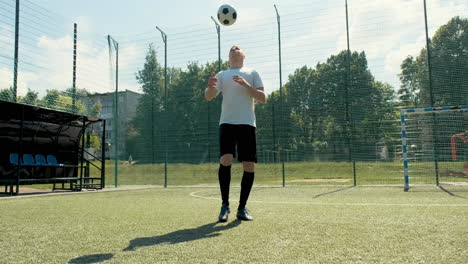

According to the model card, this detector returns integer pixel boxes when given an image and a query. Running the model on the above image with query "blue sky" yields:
[1,0,467,97]
[38,0,305,35]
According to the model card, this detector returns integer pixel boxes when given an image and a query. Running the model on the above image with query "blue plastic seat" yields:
[9,153,20,165]
[22,154,36,166]
[47,155,63,166]
[35,154,48,166]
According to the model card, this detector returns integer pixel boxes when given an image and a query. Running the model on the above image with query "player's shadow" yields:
[123,220,241,252]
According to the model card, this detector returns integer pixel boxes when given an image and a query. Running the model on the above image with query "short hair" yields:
[229,45,245,57]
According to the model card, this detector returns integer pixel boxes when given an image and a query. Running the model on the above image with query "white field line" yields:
[189,190,468,207]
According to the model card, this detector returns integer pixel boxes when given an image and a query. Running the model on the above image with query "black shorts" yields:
[219,123,257,163]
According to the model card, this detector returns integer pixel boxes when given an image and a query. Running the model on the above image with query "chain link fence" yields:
[1,0,467,187]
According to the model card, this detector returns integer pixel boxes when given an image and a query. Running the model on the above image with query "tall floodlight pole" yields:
[274,5,286,187]
[156,26,168,188]
[107,35,119,187]
[345,0,356,185]
[13,0,20,102]
[423,0,439,185]
[72,23,77,113]
[209,16,221,172]
[211,16,222,72]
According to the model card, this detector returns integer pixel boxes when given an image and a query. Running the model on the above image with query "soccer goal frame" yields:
[400,105,468,192]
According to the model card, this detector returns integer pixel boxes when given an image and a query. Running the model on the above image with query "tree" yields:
[273,50,397,161]
[129,44,229,163]
[38,89,86,114]
[0,87,39,104]
[39,89,60,109]
[398,56,420,108]
[20,89,38,105]
[429,16,468,106]
[0,86,15,102]
[88,102,102,117]
[398,16,468,107]
[396,17,468,161]
[64,87,90,99]
[130,44,165,162]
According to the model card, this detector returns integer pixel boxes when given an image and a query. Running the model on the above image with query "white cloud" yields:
[36,35,74,91]
[2,0,465,99]
[0,24,38,96]
[0,24,14,55]
[74,16,92,36]
[256,0,467,90]
[0,67,39,96]
[14,34,121,96]
[384,38,426,74]
[346,0,465,82]
[1,28,144,97]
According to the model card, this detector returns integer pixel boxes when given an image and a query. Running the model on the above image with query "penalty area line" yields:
[189,190,468,207]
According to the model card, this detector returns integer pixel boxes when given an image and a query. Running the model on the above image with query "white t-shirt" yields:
[215,67,264,127]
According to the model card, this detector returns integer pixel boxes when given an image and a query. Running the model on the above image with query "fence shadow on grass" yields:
[438,185,468,199]
[123,220,242,252]
[312,186,354,198]
[68,253,114,264]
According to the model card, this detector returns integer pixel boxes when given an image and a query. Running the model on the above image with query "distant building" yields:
[84,90,142,159]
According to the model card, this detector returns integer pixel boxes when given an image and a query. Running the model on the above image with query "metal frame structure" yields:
[400,105,468,191]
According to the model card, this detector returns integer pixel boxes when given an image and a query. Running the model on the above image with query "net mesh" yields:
[403,108,468,186]
[0,0,467,187]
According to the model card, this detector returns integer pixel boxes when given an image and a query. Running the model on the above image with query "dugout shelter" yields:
[0,100,106,194]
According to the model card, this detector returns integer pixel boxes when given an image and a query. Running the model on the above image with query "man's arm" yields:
[205,72,219,101]
[232,75,266,104]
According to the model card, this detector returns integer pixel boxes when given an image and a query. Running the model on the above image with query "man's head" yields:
[229,45,245,68]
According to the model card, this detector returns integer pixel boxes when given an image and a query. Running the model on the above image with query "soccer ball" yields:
[217,4,237,26]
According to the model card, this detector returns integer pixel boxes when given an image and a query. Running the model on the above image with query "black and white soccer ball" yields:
[217,4,237,26]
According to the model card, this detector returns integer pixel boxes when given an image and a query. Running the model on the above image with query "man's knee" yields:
[220,154,234,166]
[243,162,255,173]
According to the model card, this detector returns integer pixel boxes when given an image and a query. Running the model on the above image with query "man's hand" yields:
[205,72,219,101]
[233,75,266,104]
[208,72,218,89]
[232,75,249,87]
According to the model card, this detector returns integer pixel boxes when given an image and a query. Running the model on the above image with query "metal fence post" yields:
[156,26,168,188]
[107,35,119,187]
[13,0,20,102]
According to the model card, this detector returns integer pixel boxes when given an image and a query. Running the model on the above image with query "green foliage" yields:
[65,87,90,99]
[130,44,399,163]
[36,89,87,114]
[88,134,101,149]
[130,44,165,162]
[397,17,468,162]
[2,17,461,166]
[20,89,38,105]
[398,56,420,108]
[272,51,397,161]
[130,43,228,163]
[88,101,102,117]
[0,87,94,116]
[398,16,468,107]
[0,87,39,105]
[0,86,15,102]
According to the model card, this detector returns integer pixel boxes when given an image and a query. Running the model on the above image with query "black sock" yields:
[218,164,231,206]
[238,171,255,210]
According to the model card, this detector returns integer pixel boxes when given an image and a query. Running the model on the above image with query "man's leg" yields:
[218,155,233,222]
[219,154,233,206]
[236,125,257,221]
[239,162,254,210]
[218,124,236,222]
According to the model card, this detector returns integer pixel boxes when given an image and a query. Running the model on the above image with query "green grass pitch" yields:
[1,186,467,263]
